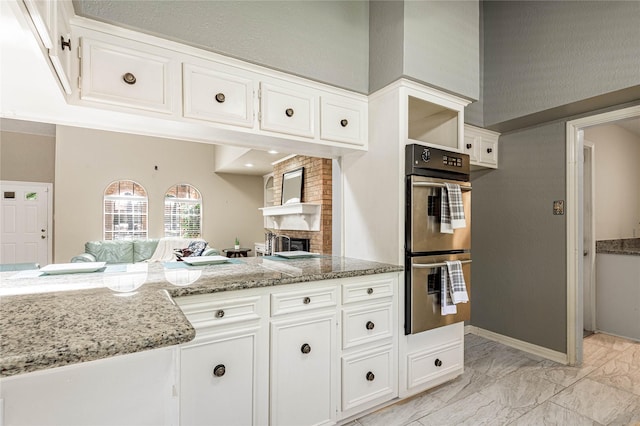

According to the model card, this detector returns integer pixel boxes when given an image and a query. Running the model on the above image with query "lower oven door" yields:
[406,252,471,334]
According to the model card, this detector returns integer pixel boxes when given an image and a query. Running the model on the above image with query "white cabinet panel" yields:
[463,133,479,163]
[320,97,366,146]
[480,138,498,166]
[342,301,393,349]
[23,0,54,48]
[80,36,174,113]
[341,345,394,414]
[464,124,499,169]
[270,285,337,317]
[271,312,336,426]
[183,62,254,127]
[180,328,259,426]
[342,276,395,304]
[406,340,463,390]
[260,82,315,138]
[177,294,262,329]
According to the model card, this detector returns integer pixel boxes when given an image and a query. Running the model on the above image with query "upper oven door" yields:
[407,175,471,254]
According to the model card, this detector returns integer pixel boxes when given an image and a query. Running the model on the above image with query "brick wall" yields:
[271,156,332,254]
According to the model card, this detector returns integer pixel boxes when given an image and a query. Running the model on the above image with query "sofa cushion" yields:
[85,240,134,264]
[133,239,159,263]
[186,240,208,257]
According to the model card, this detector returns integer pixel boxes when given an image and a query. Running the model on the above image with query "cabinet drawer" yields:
[342,302,393,349]
[176,295,262,329]
[80,36,173,114]
[342,276,395,305]
[320,97,366,145]
[260,82,315,138]
[406,340,463,390]
[480,139,498,166]
[183,62,254,127]
[341,345,394,413]
[271,286,337,317]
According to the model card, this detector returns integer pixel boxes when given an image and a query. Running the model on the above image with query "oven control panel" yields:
[405,144,470,179]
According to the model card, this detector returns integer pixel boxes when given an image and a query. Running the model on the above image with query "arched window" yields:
[103,180,148,240]
[164,184,202,238]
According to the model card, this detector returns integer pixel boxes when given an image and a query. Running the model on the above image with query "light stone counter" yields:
[596,238,640,256]
[0,256,402,377]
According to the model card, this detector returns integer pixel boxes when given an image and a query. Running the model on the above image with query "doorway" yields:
[0,180,52,266]
[566,104,640,365]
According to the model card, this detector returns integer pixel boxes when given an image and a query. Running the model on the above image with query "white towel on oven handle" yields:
[440,266,457,315]
[440,183,466,234]
[445,260,469,304]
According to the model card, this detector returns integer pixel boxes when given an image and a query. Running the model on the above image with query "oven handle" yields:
[412,182,472,191]
[413,259,472,269]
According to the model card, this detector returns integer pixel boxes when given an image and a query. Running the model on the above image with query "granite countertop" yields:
[596,238,640,256]
[0,256,402,378]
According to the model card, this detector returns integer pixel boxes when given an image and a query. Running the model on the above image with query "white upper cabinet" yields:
[23,0,74,94]
[464,124,500,169]
[259,82,316,138]
[321,96,367,146]
[79,33,176,114]
[183,61,255,127]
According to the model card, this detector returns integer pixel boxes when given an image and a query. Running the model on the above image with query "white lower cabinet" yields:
[270,311,337,426]
[179,326,262,426]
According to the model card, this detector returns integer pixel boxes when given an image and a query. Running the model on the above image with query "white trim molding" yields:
[466,326,568,365]
[565,104,640,366]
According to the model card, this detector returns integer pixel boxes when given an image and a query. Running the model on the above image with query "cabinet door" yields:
[480,138,498,167]
[180,328,259,426]
[80,36,174,114]
[48,0,73,94]
[463,133,479,163]
[183,62,254,127]
[260,82,315,138]
[271,312,336,426]
[23,0,55,48]
[320,97,366,146]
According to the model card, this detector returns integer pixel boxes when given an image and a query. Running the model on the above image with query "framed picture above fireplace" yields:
[281,167,304,205]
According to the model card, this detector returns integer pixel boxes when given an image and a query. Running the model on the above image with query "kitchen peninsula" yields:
[0,256,402,425]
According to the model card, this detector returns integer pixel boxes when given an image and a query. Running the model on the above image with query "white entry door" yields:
[0,181,52,266]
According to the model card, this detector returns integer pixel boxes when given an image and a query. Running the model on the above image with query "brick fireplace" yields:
[270,156,332,254]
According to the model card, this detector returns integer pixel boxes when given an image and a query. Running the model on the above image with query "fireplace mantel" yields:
[259,203,321,231]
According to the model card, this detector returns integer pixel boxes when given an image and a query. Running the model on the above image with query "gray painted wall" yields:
[73,0,370,93]
[470,121,567,353]
[369,1,404,93]
[402,1,479,100]
[483,1,640,127]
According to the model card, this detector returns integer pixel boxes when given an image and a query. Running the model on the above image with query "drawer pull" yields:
[122,72,137,85]
[466,143,473,149]
[365,321,375,330]
[215,93,226,103]
[60,36,71,51]
[215,310,225,318]
[213,364,226,377]
[285,108,294,117]
[301,343,311,354]
[340,119,349,127]
[303,297,311,305]
[434,358,443,367]
[487,148,493,154]
[366,371,375,381]
[367,288,373,295]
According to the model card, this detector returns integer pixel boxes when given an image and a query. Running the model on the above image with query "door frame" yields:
[582,140,596,333]
[565,104,640,365]
[0,180,53,265]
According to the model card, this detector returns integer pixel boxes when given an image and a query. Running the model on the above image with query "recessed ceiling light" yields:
[244,163,254,167]
[268,150,279,154]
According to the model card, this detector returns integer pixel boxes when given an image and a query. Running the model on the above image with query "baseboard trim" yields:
[465,326,568,365]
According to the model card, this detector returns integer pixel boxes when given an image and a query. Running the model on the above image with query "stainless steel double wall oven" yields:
[405,145,472,334]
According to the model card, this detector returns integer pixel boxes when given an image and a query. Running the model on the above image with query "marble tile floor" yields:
[349,332,640,426]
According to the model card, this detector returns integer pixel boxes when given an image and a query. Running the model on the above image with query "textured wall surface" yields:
[403,0,479,100]
[0,131,55,183]
[73,0,370,93]
[483,1,640,127]
[470,121,567,352]
[368,0,405,93]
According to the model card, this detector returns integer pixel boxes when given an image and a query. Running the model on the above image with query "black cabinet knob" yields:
[216,310,225,318]
[215,93,226,103]
[213,364,226,377]
[303,297,311,305]
[340,119,349,127]
[366,321,375,330]
[122,72,136,85]
[487,148,493,154]
[434,358,443,367]
[285,108,294,117]
[367,288,373,295]
[301,343,311,354]
[466,143,473,149]
[60,36,71,51]
[366,371,375,381]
